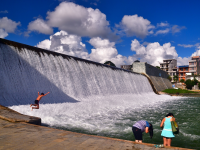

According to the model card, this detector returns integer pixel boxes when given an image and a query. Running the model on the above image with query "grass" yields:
[162,88,198,94]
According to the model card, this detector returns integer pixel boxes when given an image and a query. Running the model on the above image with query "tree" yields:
[180,79,185,83]
[104,61,116,67]
[173,75,178,83]
[156,66,160,69]
[192,78,198,86]
[167,75,172,81]
[185,79,193,90]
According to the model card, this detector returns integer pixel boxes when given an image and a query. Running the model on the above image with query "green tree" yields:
[180,79,185,83]
[104,61,116,67]
[192,78,198,86]
[167,75,172,81]
[156,66,160,69]
[185,79,193,90]
[173,75,178,83]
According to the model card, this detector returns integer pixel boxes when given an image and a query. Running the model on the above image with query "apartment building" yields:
[189,56,200,75]
[178,65,189,81]
[160,59,178,82]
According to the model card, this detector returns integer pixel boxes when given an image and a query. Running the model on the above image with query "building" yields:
[159,59,178,82]
[121,60,139,71]
[121,65,132,71]
[189,56,200,75]
[160,59,177,72]
[178,65,189,81]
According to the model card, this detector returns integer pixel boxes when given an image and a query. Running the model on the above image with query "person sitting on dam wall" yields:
[30,92,50,110]
[132,120,153,143]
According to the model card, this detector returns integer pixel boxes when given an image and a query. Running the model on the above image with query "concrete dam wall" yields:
[0,38,155,107]
[132,62,172,91]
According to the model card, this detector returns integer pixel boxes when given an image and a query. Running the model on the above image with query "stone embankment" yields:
[0,105,194,150]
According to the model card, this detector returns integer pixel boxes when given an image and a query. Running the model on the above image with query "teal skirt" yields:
[161,129,175,138]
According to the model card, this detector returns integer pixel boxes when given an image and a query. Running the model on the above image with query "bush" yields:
[180,79,185,83]
[167,75,172,81]
[104,61,116,67]
[185,79,193,90]
[192,78,198,85]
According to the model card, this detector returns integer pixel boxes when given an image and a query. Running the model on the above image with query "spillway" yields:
[0,38,155,106]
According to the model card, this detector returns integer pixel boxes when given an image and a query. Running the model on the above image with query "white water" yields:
[0,43,184,137]
[10,94,183,137]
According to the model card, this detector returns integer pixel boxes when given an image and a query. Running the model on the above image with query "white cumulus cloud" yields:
[191,49,200,57]
[89,37,128,66]
[45,2,116,39]
[28,18,53,35]
[177,57,191,66]
[131,39,178,66]
[119,15,155,38]
[36,30,89,59]
[0,17,20,33]
[0,29,8,38]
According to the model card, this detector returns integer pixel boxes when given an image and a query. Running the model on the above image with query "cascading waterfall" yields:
[3,39,199,149]
[0,42,154,106]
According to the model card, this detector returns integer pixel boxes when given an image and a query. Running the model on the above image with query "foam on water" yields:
[10,94,183,136]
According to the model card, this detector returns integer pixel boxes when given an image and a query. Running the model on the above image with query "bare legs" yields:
[135,140,142,143]
[30,104,39,111]
[163,137,172,146]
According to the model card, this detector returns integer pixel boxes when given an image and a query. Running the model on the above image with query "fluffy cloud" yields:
[37,33,128,67]
[36,30,191,68]
[28,18,53,35]
[191,49,200,57]
[89,37,128,66]
[131,39,178,66]
[36,39,51,50]
[37,30,89,59]
[45,2,115,39]
[177,57,191,66]
[0,17,20,33]
[0,29,8,38]
[119,15,155,38]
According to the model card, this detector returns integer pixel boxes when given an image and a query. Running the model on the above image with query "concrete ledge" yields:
[0,105,41,125]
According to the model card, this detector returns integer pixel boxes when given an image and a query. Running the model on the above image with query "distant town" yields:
[120,56,200,89]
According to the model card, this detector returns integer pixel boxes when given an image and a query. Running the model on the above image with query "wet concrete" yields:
[0,105,194,150]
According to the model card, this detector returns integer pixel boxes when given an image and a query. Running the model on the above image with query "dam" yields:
[0,38,199,149]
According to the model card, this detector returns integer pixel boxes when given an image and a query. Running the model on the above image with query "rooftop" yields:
[179,65,189,68]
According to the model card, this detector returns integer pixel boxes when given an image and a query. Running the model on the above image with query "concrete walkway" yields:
[0,105,194,150]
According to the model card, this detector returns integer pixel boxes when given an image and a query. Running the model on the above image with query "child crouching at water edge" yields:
[132,120,153,143]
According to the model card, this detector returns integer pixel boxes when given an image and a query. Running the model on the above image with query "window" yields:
[181,73,183,76]
[185,68,188,71]
[190,62,194,65]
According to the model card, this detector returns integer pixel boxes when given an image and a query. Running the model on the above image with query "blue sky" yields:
[1,0,200,67]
